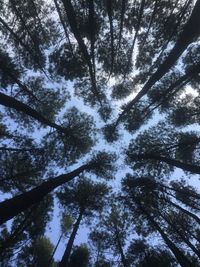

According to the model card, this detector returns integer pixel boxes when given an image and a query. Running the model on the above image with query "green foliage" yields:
[43,107,95,165]
[127,239,176,267]
[16,236,55,267]
[57,177,109,217]
[49,43,88,80]
[1,0,200,266]
[89,151,117,179]
[68,244,90,267]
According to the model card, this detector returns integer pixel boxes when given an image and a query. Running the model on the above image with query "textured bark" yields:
[0,164,89,224]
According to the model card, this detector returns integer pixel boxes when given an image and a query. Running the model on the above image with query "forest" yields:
[0,0,200,266]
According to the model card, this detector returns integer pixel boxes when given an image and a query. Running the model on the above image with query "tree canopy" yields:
[1,0,200,266]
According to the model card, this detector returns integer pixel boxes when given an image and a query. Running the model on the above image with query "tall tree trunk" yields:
[118,0,127,49]
[140,0,158,49]
[0,16,44,71]
[143,62,200,118]
[164,189,200,213]
[0,164,89,224]
[0,205,36,255]
[116,0,200,125]
[53,0,74,55]
[158,211,200,259]
[106,0,114,76]
[132,152,200,174]
[48,233,63,267]
[158,182,200,201]
[114,224,128,267]
[138,204,193,267]
[0,92,68,134]
[59,210,84,267]
[88,0,96,74]
[124,0,145,79]
[159,195,200,225]
[60,0,102,105]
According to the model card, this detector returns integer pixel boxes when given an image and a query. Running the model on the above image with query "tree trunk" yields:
[140,0,158,49]
[53,0,74,55]
[106,0,114,75]
[48,233,63,267]
[138,204,193,267]
[60,0,101,105]
[114,225,128,267]
[0,16,44,71]
[0,164,89,224]
[158,211,200,259]
[118,0,127,49]
[159,182,200,201]
[116,0,200,124]
[125,0,145,77]
[59,210,84,267]
[0,92,67,134]
[160,195,200,225]
[0,205,36,255]
[164,189,200,213]
[133,152,200,174]
[143,62,200,118]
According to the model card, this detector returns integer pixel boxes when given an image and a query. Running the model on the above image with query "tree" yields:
[1,0,200,265]
[58,177,109,266]
[89,201,131,267]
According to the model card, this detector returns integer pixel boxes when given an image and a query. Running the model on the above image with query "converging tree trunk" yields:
[132,152,200,174]
[0,92,68,134]
[116,0,200,125]
[138,204,193,267]
[0,164,89,224]
[113,224,128,267]
[59,209,84,267]
[158,211,200,259]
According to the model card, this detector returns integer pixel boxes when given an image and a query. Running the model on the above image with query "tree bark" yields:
[0,92,68,134]
[116,0,200,124]
[160,195,200,225]
[48,233,63,267]
[118,0,127,49]
[113,224,128,267]
[0,164,89,225]
[106,0,114,75]
[60,0,101,104]
[138,204,193,267]
[53,0,74,55]
[132,152,200,175]
[158,211,200,259]
[59,210,84,267]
